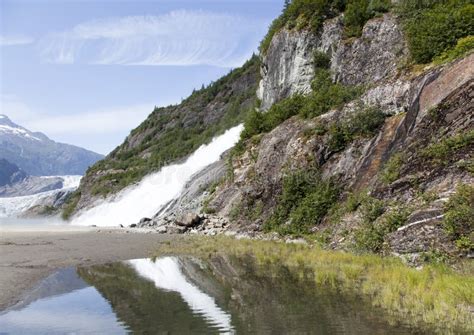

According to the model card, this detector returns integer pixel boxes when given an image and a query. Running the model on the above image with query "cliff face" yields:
[66,5,473,262]
[167,13,472,263]
[258,13,408,111]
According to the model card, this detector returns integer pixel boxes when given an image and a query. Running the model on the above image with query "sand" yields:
[0,226,176,311]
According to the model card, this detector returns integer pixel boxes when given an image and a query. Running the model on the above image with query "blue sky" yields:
[0,0,282,154]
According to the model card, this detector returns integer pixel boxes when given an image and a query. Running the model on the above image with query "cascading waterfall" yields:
[72,124,243,227]
[129,257,234,333]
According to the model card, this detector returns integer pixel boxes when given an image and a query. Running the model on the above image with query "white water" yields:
[129,257,233,333]
[0,176,82,219]
[72,124,243,227]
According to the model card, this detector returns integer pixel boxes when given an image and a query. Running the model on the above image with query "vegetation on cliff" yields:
[260,0,473,65]
[259,0,391,54]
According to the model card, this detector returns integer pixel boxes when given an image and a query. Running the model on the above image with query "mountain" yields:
[0,159,28,187]
[0,158,66,197]
[66,1,473,263]
[0,115,103,176]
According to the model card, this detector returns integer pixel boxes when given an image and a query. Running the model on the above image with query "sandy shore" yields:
[0,226,176,311]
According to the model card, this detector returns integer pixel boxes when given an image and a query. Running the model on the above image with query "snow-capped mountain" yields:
[0,114,103,176]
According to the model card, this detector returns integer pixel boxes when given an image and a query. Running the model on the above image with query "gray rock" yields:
[176,213,202,227]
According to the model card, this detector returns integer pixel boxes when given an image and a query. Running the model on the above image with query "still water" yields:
[0,256,426,334]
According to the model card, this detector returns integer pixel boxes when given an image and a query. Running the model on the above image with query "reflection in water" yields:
[0,285,127,334]
[129,257,234,333]
[0,256,430,334]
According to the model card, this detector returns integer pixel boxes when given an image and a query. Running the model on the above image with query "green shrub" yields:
[313,50,331,69]
[455,235,474,252]
[327,106,386,152]
[259,0,345,54]
[380,152,404,184]
[443,184,474,239]
[422,130,474,163]
[344,0,391,37]
[400,1,474,63]
[264,167,340,234]
[434,35,474,64]
[355,203,410,253]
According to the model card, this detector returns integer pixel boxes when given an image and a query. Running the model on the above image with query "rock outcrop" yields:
[153,13,473,263]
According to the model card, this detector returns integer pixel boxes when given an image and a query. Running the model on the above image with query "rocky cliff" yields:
[67,2,473,264]
[144,8,473,264]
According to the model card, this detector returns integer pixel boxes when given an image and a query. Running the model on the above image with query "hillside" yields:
[66,0,473,263]
[65,56,260,217]
[0,115,103,176]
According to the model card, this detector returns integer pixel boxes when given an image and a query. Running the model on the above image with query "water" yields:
[0,256,427,334]
[72,125,243,227]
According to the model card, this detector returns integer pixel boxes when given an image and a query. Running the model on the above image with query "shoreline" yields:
[0,227,176,311]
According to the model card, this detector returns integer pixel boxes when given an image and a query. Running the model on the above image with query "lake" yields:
[0,256,427,334]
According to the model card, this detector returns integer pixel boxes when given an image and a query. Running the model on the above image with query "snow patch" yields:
[0,125,42,141]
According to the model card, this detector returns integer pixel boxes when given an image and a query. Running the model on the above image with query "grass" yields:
[155,236,474,333]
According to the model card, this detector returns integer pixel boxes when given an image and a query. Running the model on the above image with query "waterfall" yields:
[72,124,243,227]
[129,257,234,333]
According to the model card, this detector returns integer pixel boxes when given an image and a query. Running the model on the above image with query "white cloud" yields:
[38,10,267,67]
[23,103,159,135]
[0,34,34,46]
[0,94,36,121]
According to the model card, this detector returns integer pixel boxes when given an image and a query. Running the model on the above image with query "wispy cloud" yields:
[0,34,34,46]
[38,10,268,67]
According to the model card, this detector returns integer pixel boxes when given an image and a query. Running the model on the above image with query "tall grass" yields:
[155,236,474,333]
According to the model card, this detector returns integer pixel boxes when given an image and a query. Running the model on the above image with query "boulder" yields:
[175,213,202,227]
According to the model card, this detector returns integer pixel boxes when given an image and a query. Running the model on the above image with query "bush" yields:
[313,50,331,69]
[355,203,410,253]
[264,167,340,234]
[380,152,404,184]
[344,0,391,37]
[434,35,474,64]
[400,1,474,63]
[327,106,386,152]
[443,184,474,239]
[259,0,346,54]
[62,192,81,220]
[422,130,474,163]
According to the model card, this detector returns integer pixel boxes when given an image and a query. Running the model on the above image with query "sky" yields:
[0,0,282,154]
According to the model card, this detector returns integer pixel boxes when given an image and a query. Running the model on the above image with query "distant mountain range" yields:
[0,114,103,176]
[0,158,63,197]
